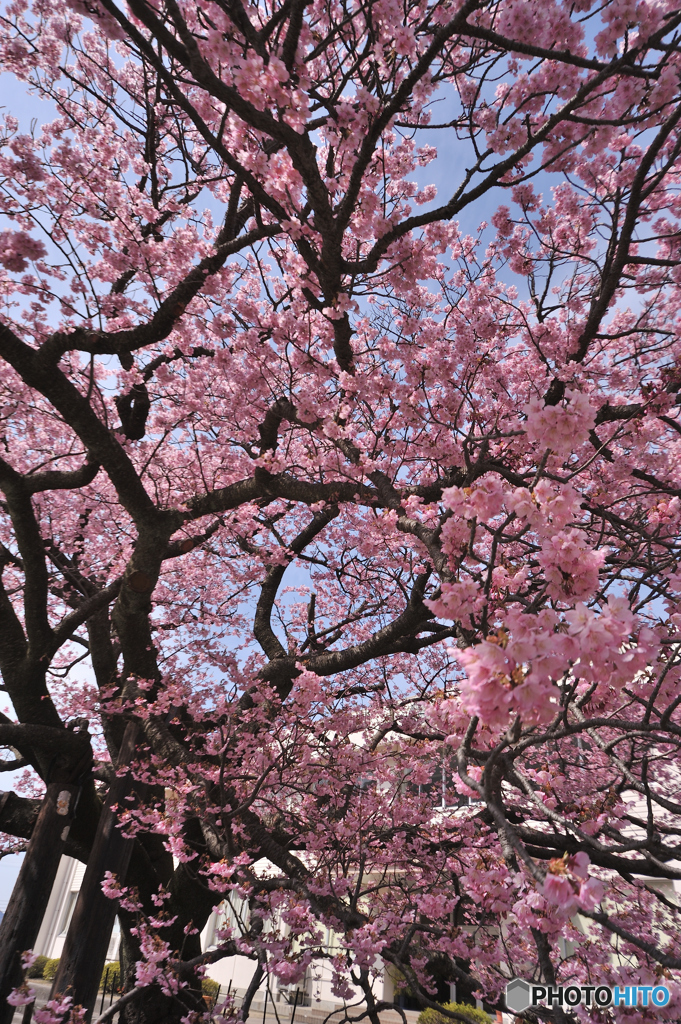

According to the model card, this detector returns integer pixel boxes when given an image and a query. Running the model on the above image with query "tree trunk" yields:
[50,722,142,1021]
[118,920,205,1024]
[0,782,79,1024]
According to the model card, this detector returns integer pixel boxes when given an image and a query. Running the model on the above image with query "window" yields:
[205,896,249,949]
[58,891,78,936]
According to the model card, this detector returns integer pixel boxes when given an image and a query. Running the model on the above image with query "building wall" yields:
[34,858,380,1009]
[34,857,120,962]
[199,902,380,1008]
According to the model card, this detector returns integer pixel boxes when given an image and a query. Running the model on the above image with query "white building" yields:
[35,858,121,965]
[33,857,397,1011]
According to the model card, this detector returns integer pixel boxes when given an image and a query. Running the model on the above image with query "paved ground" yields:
[11,980,52,1023]
[12,985,423,1024]
[10,980,123,1023]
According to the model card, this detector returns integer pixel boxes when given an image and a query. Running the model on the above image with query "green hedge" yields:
[202,978,220,1003]
[38,957,216,998]
[101,962,121,992]
[418,1002,493,1024]
[26,955,49,979]
[42,958,60,981]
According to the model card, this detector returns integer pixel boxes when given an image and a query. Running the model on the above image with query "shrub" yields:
[418,1002,493,1024]
[27,955,49,979]
[42,958,60,981]
[202,978,220,1003]
[100,962,121,993]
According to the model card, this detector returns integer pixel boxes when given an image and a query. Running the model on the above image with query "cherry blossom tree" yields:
[0,0,680,1019]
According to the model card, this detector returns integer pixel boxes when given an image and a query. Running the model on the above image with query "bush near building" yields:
[100,962,121,993]
[418,1003,493,1024]
[202,978,220,1004]
[42,959,60,981]
[26,956,49,980]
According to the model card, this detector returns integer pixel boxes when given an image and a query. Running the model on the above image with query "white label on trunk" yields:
[56,790,71,815]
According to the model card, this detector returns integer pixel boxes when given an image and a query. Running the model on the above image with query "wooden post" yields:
[50,722,142,1021]
[290,990,299,1024]
[99,966,110,1016]
[0,782,79,1024]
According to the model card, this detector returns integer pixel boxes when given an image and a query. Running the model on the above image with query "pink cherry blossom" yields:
[0,0,678,1020]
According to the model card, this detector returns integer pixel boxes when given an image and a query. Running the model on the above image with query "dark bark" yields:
[50,722,144,1021]
[117,917,205,1024]
[0,783,80,1024]
[115,383,151,441]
